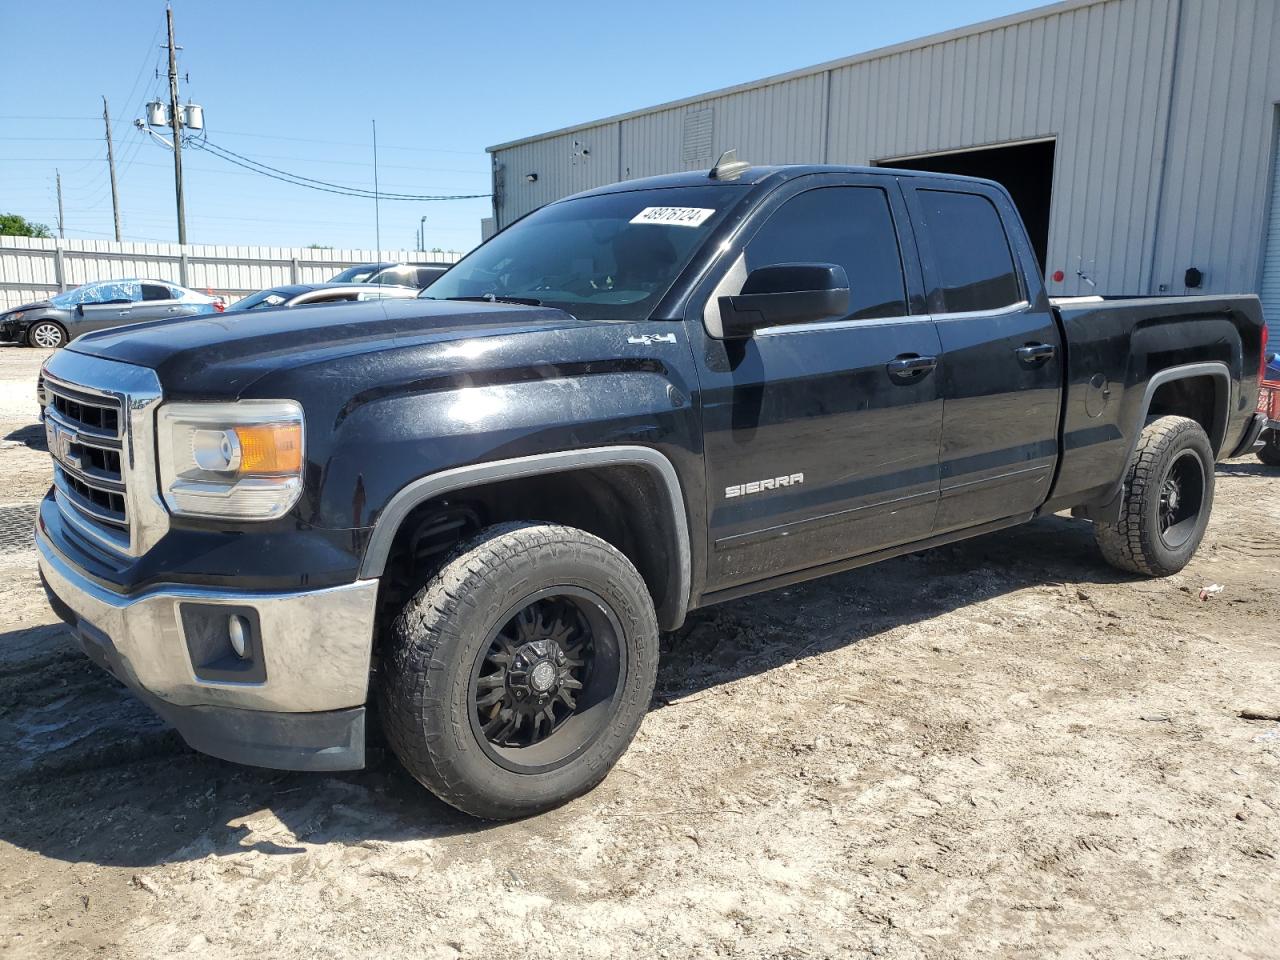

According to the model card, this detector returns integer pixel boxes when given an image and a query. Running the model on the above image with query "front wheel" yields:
[1258,430,1280,466]
[1095,415,1215,576]
[378,522,659,820]
[26,321,66,349]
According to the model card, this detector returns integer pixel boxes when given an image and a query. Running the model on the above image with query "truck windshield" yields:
[423,186,740,321]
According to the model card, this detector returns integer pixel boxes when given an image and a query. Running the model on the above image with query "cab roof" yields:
[562,163,1002,203]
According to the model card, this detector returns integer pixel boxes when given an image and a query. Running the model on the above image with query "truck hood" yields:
[66,298,603,398]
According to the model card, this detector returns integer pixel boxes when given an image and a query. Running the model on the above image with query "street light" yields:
[418,216,428,252]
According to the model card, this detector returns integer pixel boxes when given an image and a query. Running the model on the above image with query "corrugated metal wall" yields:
[1259,106,1280,341]
[1149,0,1280,301]
[0,237,464,310]
[825,0,1179,297]
[490,0,1280,303]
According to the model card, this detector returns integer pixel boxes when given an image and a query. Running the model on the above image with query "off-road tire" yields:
[1257,430,1280,466]
[27,321,66,349]
[1094,415,1214,576]
[377,521,659,820]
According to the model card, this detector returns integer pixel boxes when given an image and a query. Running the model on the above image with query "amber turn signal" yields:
[233,423,303,475]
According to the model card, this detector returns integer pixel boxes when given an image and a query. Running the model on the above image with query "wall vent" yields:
[682,108,714,163]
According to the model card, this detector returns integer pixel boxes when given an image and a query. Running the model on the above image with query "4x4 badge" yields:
[627,333,677,345]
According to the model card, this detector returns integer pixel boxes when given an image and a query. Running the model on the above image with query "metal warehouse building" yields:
[487,0,1280,337]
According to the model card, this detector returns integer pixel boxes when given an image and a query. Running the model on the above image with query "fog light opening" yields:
[228,614,251,659]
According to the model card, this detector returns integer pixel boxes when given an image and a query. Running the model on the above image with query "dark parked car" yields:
[227,283,420,312]
[35,162,1269,820]
[365,263,452,288]
[327,262,452,287]
[0,279,223,348]
[327,262,395,284]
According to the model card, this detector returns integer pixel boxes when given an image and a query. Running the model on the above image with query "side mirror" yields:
[75,304,85,316]
[718,263,850,339]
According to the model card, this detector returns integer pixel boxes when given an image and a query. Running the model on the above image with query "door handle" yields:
[167,306,183,313]
[1016,342,1056,365]
[116,310,131,317]
[886,354,937,382]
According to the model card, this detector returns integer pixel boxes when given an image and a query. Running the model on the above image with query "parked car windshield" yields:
[227,290,290,311]
[422,186,741,321]
[49,280,140,307]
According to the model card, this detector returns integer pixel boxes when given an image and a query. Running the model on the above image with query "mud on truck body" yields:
[36,162,1268,819]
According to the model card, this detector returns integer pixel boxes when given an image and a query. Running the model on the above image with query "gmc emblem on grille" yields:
[45,421,79,468]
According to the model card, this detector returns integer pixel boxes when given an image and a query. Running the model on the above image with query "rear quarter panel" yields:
[1047,295,1264,511]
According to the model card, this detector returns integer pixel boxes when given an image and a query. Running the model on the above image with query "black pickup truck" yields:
[35,161,1269,819]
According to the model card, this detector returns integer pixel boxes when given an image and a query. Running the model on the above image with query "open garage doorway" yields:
[878,139,1056,277]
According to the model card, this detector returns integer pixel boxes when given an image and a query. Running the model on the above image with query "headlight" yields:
[10,311,24,322]
[157,400,304,519]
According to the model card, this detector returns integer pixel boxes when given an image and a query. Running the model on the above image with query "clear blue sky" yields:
[1,0,1044,255]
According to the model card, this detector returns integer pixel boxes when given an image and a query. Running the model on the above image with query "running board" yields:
[697,513,1034,608]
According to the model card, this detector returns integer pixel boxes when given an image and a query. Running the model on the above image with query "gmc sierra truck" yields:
[35,160,1269,819]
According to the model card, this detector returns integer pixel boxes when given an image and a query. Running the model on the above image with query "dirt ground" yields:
[0,342,1277,960]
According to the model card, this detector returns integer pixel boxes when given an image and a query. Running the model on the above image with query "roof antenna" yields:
[709,149,750,181]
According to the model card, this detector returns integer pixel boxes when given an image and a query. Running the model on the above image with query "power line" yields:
[190,139,489,201]
[112,18,165,126]
[0,115,99,121]
[212,127,480,156]
[198,146,484,176]
[0,156,112,162]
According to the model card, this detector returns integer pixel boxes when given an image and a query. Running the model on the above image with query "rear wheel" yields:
[27,321,65,349]
[1258,430,1280,466]
[378,522,659,820]
[1095,415,1215,576]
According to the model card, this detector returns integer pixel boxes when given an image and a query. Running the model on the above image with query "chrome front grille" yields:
[40,351,168,558]
[45,381,129,531]
[49,388,121,436]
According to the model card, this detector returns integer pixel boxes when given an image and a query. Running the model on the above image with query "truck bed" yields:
[1045,294,1266,514]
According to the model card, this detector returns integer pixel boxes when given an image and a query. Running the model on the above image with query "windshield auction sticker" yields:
[629,207,716,227]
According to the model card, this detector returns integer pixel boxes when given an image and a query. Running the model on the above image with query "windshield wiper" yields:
[438,294,543,307]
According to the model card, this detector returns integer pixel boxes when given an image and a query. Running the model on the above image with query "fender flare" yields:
[1084,361,1232,523]
[358,445,692,628]
[1128,361,1232,461]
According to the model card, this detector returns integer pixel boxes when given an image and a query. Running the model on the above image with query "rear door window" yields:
[745,186,908,321]
[916,190,1022,313]
[141,283,173,301]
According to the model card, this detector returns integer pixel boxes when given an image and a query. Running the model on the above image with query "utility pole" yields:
[55,169,65,239]
[166,4,187,244]
[102,96,122,241]
[372,119,381,254]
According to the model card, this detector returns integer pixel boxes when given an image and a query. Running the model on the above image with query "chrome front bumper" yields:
[37,529,380,770]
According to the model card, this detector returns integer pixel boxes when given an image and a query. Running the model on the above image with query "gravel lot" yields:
[1,342,1278,959]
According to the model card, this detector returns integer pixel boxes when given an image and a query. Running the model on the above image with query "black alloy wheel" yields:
[469,586,624,774]
[1156,449,1206,549]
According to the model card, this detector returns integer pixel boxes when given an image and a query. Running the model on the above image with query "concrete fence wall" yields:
[0,237,468,310]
